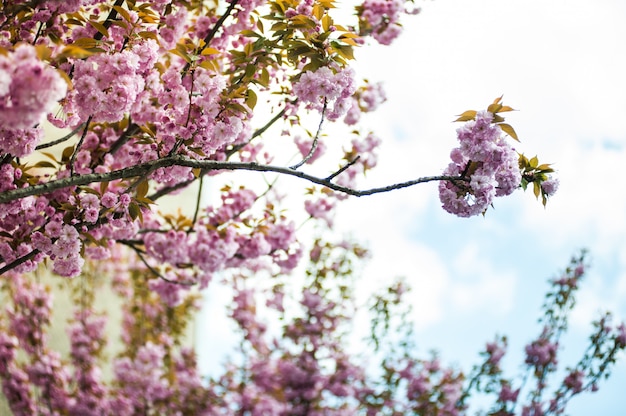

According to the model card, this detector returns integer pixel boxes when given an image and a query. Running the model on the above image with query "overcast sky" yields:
[331,0,626,414]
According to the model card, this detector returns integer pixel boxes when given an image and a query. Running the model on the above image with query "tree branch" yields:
[35,122,87,150]
[183,0,241,73]
[0,248,39,275]
[70,117,91,175]
[290,99,326,170]
[226,105,289,158]
[0,155,466,204]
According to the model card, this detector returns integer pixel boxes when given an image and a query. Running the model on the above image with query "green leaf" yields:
[258,67,270,87]
[533,181,541,199]
[128,202,140,221]
[243,63,256,81]
[498,123,519,141]
[529,156,538,168]
[330,41,354,60]
[246,89,258,110]
[240,30,262,38]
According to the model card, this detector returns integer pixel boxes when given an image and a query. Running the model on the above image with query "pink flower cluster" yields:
[358,0,417,45]
[293,66,356,120]
[541,177,559,197]
[336,133,382,193]
[72,49,146,123]
[344,81,387,125]
[524,333,558,369]
[32,222,84,277]
[112,342,170,408]
[142,187,300,302]
[439,110,521,217]
[0,44,67,156]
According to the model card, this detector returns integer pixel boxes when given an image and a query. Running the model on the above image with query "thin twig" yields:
[130,244,196,286]
[35,122,87,150]
[70,117,92,175]
[326,156,360,182]
[290,99,326,170]
[182,0,241,73]
[189,175,204,233]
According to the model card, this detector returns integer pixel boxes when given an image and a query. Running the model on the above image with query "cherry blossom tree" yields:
[0,0,623,415]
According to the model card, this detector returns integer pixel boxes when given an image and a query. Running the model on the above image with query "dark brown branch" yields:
[183,0,241,73]
[0,154,467,204]
[0,248,39,275]
[94,0,124,41]
[70,117,92,175]
[108,122,140,156]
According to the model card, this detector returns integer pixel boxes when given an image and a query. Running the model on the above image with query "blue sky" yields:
[330,0,626,414]
[196,1,626,414]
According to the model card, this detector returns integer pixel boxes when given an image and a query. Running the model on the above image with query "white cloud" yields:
[448,243,517,315]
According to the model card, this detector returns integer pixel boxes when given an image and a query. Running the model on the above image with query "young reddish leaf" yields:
[200,47,220,56]
[33,161,57,168]
[62,145,75,163]
[498,123,519,141]
[487,103,502,113]
[322,14,333,32]
[41,152,59,163]
[138,31,159,40]
[112,5,132,23]
[89,20,109,38]
[128,202,140,221]
[35,44,52,61]
[454,110,477,122]
[59,45,94,59]
[72,38,99,49]
[136,180,149,199]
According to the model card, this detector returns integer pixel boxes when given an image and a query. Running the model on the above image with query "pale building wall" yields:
[0,130,203,413]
